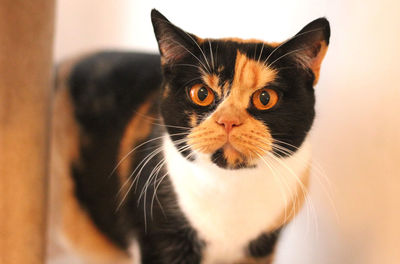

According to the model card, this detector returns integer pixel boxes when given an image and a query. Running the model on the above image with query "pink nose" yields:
[216,117,242,133]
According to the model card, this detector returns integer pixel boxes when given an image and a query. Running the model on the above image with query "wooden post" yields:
[0,1,55,263]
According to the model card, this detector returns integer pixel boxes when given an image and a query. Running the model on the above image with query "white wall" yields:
[54,1,400,263]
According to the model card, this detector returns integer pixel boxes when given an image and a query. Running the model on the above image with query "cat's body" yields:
[50,10,329,264]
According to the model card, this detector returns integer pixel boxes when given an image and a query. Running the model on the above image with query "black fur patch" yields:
[247,229,281,258]
[211,148,227,168]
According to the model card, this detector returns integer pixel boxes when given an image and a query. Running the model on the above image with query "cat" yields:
[50,9,330,264]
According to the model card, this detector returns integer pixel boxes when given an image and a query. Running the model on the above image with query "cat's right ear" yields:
[151,9,198,64]
[279,18,330,85]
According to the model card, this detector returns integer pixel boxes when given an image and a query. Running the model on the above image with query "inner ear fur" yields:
[283,17,330,85]
[151,9,200,64]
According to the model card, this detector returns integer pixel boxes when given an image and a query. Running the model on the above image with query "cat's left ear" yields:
[282,18,330,85]
[151,9,200,65]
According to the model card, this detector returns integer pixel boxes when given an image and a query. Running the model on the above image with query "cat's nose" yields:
[216,117,242,133]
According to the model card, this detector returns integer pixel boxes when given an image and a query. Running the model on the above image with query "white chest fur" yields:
[163,135,311,264]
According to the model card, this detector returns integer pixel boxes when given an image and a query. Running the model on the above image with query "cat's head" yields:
[151,9,330,169]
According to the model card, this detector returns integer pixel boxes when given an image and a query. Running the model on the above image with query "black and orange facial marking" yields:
[151,9,330,169]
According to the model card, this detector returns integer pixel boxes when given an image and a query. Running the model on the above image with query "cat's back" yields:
[50,51,162,263]
[65,51,161,128]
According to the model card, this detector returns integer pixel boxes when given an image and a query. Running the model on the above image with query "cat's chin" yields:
[210,145,256,170]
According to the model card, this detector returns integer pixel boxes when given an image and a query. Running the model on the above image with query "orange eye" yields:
[189,84,215,106]
[252,88,279,110]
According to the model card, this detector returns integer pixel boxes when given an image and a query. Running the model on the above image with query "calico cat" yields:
[50,9,330,264]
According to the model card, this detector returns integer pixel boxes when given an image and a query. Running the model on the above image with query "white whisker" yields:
[257,43,265,63]
[266,48,306,69]
[271,142,338,223]
[263,27,325,67]
[182,32,212,72]
[162,37,210,74]
[109,132,189,179]
[267,151,318,238]
[117,146,164,210]
[208,39,215,70]
[254,151,291,224]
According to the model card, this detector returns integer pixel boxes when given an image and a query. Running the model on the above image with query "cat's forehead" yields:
[197,38,278,98]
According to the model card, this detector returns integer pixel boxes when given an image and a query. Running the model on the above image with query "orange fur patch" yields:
[310,41,328,85]
[220,38,280,49]
[223,144,245,165]
[202,73,221,96]
[118,99,155,198]
[268,41,280,48]
[61,177,130,264]
[233,51,277,96]
[220,37,264,44]
[188,121,226,154]
[189,113,198,127]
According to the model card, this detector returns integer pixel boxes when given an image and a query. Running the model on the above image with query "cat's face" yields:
[151,10,330,169]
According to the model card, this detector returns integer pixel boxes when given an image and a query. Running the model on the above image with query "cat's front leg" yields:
[234,230,281,264]
[139,227,204,264]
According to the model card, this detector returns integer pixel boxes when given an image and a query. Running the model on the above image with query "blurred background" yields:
[53,0,400,263]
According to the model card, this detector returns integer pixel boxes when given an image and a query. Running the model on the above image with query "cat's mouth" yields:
[210,143,255,169]
[223,143,243,161]
[187,119,272,169]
